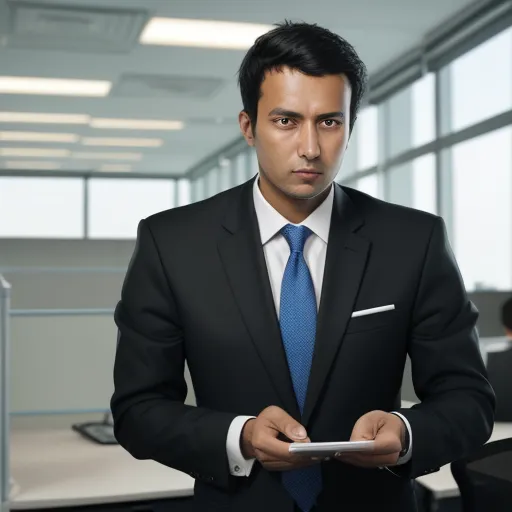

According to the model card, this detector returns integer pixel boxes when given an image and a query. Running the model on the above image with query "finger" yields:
[349,411,382,442]
[253,433,311,462]
[362,429,401,455]
[349,415,401,455]
[336,452,399,468]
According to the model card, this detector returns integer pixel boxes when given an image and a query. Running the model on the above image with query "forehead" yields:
[259,67,351,112]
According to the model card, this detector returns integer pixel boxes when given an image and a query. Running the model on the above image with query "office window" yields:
[412,73,435,147]
[0,177,84,238]
[451,126,512,290]
[250,150,259,177]
[218,159,232,191]
[193,176,206,202]
[337,132,357,179]
[356,106,378,170]
[412,154,436,215]
[450,27,512,132]
[386,154,436,214]
[388,86,412,158]
[206,167,220,198]
[177,178,191,207]
[88,178,173,239]
[354,174,379,198]
[234,153,248,185]
[388,74,435,158]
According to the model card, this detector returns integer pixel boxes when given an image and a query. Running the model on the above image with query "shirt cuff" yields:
[390,411,413,465]
[226,415,257,476]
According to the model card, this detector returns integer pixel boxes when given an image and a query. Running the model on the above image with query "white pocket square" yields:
[351,304,395,318]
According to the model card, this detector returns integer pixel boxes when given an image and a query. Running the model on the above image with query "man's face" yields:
[241,66,352,200]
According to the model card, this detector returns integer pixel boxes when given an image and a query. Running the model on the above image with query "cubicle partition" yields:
[1,275,12,512]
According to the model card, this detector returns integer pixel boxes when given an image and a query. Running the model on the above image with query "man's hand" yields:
[241,405,321,471]
[335,411,405,468]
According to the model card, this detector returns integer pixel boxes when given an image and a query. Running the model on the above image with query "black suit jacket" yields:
[111,177,495,512]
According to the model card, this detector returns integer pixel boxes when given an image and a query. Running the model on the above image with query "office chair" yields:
[486,346,512,421]
[450,438,512,512]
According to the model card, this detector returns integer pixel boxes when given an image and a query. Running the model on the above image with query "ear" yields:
[239,111,255,147]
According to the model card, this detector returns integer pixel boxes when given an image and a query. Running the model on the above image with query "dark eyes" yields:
[275,118,342,127]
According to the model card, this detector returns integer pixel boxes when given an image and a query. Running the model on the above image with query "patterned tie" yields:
[279,224,322,512]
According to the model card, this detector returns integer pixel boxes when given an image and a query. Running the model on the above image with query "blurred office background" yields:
[0,0,511,511]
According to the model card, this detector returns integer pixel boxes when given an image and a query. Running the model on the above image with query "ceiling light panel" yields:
[0,131,79,142]
[3,161,62,170]
[82,137,162,147]
[98,164,133,172]
[89,118,183,130]
[0,148,71,157]
[0,112,90,124]
[72,152,142,160]
[0,77,111,96]
[139,17,272,50]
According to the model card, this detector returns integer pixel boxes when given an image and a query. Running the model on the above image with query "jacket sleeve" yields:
[396,216,496,479]
[110,218,238,491]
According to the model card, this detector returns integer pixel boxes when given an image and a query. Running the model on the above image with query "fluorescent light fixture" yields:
[4,161,62,170]
[90,118,184,130]
[98,164,133,172]
[82,137,163,147]
[72,152,142,161]
[0,148,71,157]
[0,77,112,97]
[139,17,273,50]
[0,112,90,124]
[0,131,79,143]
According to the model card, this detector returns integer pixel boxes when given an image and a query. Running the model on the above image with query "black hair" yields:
[237,20,368,134]
[502,297,512,330]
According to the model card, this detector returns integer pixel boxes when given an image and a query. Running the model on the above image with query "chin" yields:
[283,185,323,200]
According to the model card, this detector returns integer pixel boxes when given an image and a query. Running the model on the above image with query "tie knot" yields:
[281,224,312,253]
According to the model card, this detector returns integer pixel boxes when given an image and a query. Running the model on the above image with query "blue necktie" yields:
[279,224,322,512]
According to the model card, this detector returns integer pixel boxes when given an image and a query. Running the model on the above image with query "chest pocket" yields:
[344,307,398,335]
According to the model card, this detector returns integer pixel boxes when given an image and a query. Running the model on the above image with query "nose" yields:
[298,122,320,161]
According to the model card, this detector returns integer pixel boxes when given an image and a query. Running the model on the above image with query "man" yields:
[485,297,512,421]
[502,297,512,339]
[111,21,495,512]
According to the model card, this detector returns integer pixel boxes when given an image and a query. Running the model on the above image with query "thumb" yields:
[266,406,308,440]
[287,422,308,440]
[279,416,308,440]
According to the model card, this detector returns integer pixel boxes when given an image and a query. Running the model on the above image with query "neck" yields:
[258,174,331,224]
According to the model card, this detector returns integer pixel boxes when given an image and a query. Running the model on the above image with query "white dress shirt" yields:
[226,176,412,477]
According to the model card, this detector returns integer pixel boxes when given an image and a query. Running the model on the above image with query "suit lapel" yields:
[302,184,370,427]
[217,178,301,420]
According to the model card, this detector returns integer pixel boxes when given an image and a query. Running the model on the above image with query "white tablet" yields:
[289,440,375,457]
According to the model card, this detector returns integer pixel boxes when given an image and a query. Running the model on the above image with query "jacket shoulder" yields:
[142,183,244,236]
[340,185,440,233]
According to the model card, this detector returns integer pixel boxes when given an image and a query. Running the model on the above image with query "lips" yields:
[294,169,321,174]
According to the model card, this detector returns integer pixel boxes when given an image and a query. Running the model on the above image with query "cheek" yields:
[321,134,347,164]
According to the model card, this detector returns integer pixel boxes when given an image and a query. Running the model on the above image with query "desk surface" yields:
[9,402,508,508]
[9,429,194,510]
[415,422,512,499]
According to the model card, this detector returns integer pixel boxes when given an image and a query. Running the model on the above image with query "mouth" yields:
[293,169,323,179]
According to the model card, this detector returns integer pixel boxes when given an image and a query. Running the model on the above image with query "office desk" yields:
[9,429,195,511]
[415,421,512,500]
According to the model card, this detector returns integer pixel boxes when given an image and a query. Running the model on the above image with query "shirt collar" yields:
[252,175,334,245]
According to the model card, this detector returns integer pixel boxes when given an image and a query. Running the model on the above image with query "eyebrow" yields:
[268,108,345,121]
